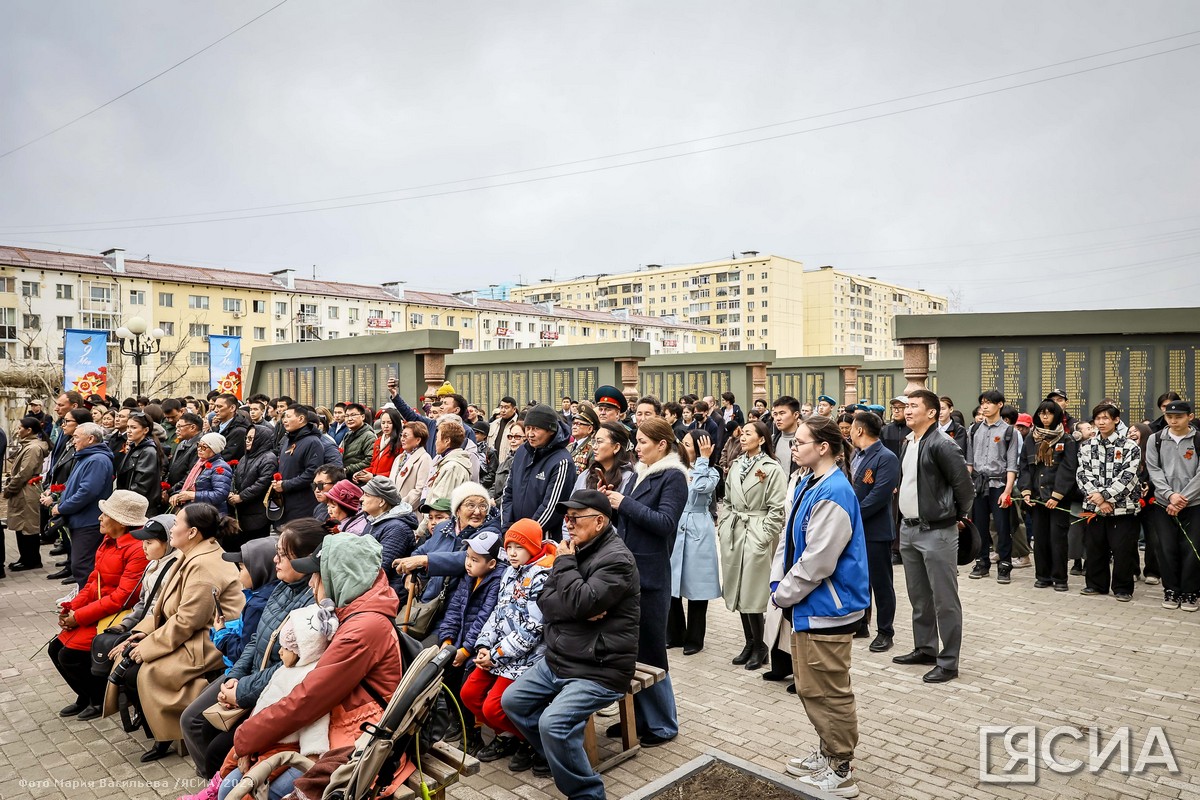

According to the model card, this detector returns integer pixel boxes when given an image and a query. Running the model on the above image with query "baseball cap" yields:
[465,530,502,558]
[1164,400,1193,415]
[131,513,178,541]
[419,497,452,514]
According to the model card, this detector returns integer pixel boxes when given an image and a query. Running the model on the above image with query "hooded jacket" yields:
[216,413,252,463]
[475,541,556,679]
[234,423,279,533]
[501,419,576,540]
[437,563,502,655]
[56,442,114,530]
[366,503,419,597]
[229,577,316,708]
[539,524,640,694]
[278,423,326,522]
[340,424,377,477]
[214,537,280,664]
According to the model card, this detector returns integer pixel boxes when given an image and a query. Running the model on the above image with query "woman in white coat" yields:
[717,420,786,670]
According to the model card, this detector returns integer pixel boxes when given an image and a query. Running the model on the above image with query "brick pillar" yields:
[901,339,935,393]
[748,362,769,405]
[842,365,859,406]
[615,358,642,409]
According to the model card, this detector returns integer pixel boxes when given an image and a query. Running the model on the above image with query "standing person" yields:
[328,403,348,446]
[892,389,973,684]
[1076,403,1142,602]
[558,396,575,426]
[848,411,900,653]
[601,416,687,746]
[165,413,202,500]
[966,390,1020,583]
[272,405,327,523]
[228,424,278,546]
[339,403,377,481]
[720,392,745,427]
[566,421,635,520]
[4,416,51,573]
[357,407,403,483]
[1127,423,1158,584]
[770,397,803,477]
[211,394,250,463]
[501,490,640,798]
[116,412,167,517]
[389,422,433,511]
[668,431,722,655]
[491,420,526,513]
[502,405,576,543]
[593,385,630,431]
[814,394,837,419]
[41,409,92,571]
[51,422,115,587]
[567,404,601,475]
[1144,400,1200,611]
[718,420,787,670]
[771,416,868,798]
[1019,401,1079,592]
[938,397,968,458]
[880,397,909,459]
[487,396,521,466]
[1046,389,1078,434]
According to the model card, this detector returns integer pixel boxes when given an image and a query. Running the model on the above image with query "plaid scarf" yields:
[1032,425,1065,466]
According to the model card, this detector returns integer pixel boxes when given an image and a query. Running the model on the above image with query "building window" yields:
[189,381,210,396]
[430,314,440,326]
[223,298,243,314]
[188,295,210,310]
[56,315,73,330]
[158,291,173,307]
[20,280,40,298]
[89,285,112,304]
[409,313,424,326]
[160,321,175,336]
[514,321,523,332]
[391,311,404,324]
[461,338,474,350]
[158,350,174,365]
[368,308,383,319]
[253,300,266,313]
[23,313,41,329]
[327,331,339,339]
[0,278,12,294]
[189,351,209,366]
[222,325,243,337]
[129,290,146,305]
[57,284,74,300]
[299,303,317,318]
[761,271,768,279]
[188,323,210,337]
[275,328,288,342]
[446,315,455,327]
[254,326,266,341]
[463,319,471,328]
[275,301,288,316]
[348,308,359,323]
[328,306,339,319]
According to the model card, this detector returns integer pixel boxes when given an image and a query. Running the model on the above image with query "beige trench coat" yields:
[3,435,50,533]
[718,455,787,613]
[124,538,243,740]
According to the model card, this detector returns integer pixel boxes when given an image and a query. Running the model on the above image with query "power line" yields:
[0,0,290,162]
[3,31,1198,234]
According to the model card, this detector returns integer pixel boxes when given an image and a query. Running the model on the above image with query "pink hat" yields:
[325,479,364,513]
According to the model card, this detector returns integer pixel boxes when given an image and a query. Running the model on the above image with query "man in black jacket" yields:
[165,412,202,495]
[503,489,640,797]
[271,405,326,523]
[892,389,974,684]
[212,393,250,463]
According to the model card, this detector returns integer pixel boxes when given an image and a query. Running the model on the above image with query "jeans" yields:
[632,676,678,739]
[502,660,623,800]
[217,767,302,800]
[973,487,1012,566]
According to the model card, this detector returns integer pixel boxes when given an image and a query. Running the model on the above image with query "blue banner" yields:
[63,329,109,398]
[209,335,243,399]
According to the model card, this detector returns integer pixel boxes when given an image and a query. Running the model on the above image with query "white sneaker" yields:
[990,552,999,564]
[1144,576,1161,586]
[596,702,620,717]
[795,764,859,797]
[1011,556,1032,569]
[785,749,827,776]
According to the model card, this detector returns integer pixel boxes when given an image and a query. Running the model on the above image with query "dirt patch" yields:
[649,762,802,800]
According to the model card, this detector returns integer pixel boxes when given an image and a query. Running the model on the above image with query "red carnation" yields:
[50,483,66,492]
[160,481,171,490]
[273,472,283,481]
[228,459,239,466]
[204,461,213,469]
[215,466,225,475]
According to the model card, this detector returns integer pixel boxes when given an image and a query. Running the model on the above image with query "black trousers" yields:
[1139,508,1161,579]
[1084,515,1139,595]
[864,540,896,637]
[49,639,105,707]
[69,525,102,587]
[666,598,709,649]
[1153,505,1200,595]
[1030,504,1070,585]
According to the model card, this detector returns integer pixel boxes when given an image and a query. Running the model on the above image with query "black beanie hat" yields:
[524,404,559,432]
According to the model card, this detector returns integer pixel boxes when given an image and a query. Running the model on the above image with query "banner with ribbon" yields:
[208,335,243,399]
[63,329,109,398]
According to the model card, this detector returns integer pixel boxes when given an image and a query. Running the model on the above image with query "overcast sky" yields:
[1,2,1198,312]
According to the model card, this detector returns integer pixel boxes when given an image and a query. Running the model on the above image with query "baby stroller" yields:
[225,641,463,800]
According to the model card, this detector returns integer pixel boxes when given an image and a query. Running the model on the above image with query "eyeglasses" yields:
[312,481,332,490]
[564,514,602,526]
[571,419,593,427]
[505,432,525,439]
[460,500,489,512]
[792,439,817,449]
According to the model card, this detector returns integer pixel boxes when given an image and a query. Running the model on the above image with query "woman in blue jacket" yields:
[170,433,234,516]
[668,430,723,655]
[604,416,688,747]
[769,416,868,798]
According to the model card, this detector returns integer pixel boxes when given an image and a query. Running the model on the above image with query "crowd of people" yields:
[2,378,1197,800]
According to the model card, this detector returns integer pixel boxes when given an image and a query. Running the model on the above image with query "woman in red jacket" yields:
[358,408,404,483]
[51,490,150,720]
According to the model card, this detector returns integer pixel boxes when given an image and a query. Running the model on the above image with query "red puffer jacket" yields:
[59,532,149,650]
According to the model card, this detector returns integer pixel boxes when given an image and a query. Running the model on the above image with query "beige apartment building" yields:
[0,245,717,398]
[511,252,946,358]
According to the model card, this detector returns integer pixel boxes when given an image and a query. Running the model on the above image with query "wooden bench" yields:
[583,662,667,773]
[392,740,481,800]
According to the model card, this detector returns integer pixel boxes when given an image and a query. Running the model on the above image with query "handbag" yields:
[201,624,281,731]
[402,576,451,640]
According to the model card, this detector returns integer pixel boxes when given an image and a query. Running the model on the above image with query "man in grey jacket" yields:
[892,389,974,683]
[1144,400,1200,612]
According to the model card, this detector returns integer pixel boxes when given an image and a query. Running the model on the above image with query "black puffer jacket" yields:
[217,413,252,463]
[539,524,641,694]
[234,424,279,534]
[277,423,325,523]
[115,437,165,515]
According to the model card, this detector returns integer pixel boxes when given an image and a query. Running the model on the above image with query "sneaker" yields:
[997,563,1012,584]
[786,749,828,776]
[508,742,536,772]
[530,752,552,777]
[795,764,859,798]
[476,734,521,763]
[596,701,620,717]
[990,552,999,564]
[968,565,989,580]
[1011,556,1032,569]
[1144,576,1161,586]
[1162,590,1180,610]
[1182,594,1199,613]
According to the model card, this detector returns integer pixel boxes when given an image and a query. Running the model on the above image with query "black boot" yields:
[731,613,754,665]
[745,613,768,670]
[9,532,43,570]
[666,597,685,649]
[683,600,707,655]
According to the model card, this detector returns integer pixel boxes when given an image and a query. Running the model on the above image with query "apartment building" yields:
[0,245,716,398]
[511,252,946,359]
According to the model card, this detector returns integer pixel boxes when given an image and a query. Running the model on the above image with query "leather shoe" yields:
[892,650,937,665]
[140,742,174,762]
[640,732,676,747]
[761,667,792,682]
[47,568,71,580]
[59,702,85,717]
[56,559,69,568]
[77,704,102,721]
[49,544,69,556]
[530,752,551,777]
[9,561,42,572]
[682,644,702,656]
[868,634,894,653]
[604,723,622,739]
[1079,587,1105,596]
[61,577,76,584]
[922,666,958,683]
[853,622,870,639]
[786,682,796,694]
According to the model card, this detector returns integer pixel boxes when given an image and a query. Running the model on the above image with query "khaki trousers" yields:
[790,630,858,763]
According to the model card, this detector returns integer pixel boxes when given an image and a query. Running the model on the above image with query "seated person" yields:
[213,537,281,665]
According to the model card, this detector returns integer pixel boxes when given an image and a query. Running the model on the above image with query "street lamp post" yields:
[115,316,165,397]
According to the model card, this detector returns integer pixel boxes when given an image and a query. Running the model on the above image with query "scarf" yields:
[181,459,205,493]
[1032,425,1065,466]
[739,452,766,481]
